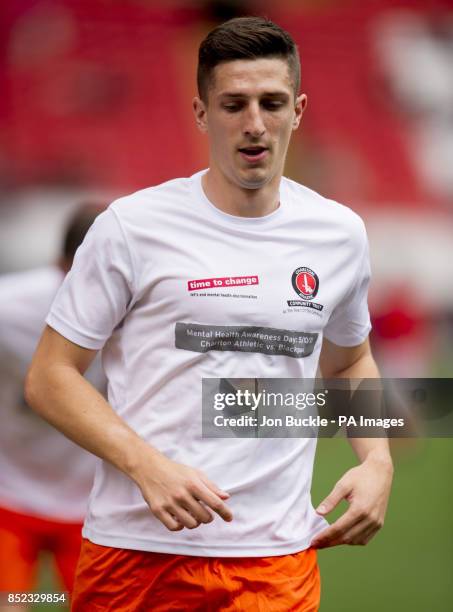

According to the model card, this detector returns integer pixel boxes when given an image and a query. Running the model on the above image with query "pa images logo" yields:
[287,267,324,312]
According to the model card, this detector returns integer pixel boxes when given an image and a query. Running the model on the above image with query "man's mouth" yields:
[238,146,269,162]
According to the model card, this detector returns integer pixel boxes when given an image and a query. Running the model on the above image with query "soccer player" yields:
[26,18,393,611]
[0,204,105,606]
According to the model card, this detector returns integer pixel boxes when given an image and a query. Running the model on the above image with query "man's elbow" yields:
[24,361,47,415]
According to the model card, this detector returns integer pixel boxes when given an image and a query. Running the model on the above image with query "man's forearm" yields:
[346,356,393,468]
[320,339,393,468]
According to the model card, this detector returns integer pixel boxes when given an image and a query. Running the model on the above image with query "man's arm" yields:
[311,337,393,548]
[25,326,233,531]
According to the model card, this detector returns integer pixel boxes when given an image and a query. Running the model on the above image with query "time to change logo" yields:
[288,267,324,312]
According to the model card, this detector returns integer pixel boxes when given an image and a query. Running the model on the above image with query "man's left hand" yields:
[311,455,393,548]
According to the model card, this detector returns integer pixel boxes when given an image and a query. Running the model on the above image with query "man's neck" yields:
[202,168,281,218]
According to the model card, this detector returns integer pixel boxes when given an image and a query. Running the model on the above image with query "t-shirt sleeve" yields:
[323,222,372,347]
[46,207,135,350]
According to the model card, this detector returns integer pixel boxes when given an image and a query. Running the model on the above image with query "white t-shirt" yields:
[47,170,371,555]
[0,266,105,522]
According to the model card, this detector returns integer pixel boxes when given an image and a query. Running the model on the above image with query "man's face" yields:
[194,57,306,190]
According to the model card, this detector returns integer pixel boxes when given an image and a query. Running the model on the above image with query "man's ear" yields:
[193,96,208,133]
[293,93,307,130]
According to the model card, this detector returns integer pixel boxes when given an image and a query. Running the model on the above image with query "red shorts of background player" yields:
[72,539,321,611]
[0,505,83,592]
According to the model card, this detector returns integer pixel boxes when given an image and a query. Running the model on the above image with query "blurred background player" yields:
[0,204,106,608]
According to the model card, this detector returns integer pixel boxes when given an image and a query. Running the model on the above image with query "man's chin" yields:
[236,169,271,190]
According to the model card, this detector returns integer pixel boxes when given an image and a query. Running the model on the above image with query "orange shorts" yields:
[72,539,320,611]
[0,505,83,592]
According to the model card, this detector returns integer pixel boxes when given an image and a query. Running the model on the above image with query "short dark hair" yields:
[197,16,300,102]
[62,202,105,261]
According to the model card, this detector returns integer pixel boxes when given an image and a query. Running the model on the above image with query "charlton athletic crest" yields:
[292,267,319,300]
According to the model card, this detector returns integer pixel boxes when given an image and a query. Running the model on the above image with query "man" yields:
[26,17,393,611]
[0,204,105,606]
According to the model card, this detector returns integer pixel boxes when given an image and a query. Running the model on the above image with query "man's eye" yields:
[223,104,241,112]
[262,101,284,110]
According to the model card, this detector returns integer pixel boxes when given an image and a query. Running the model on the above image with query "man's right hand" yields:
[133,450,233,531]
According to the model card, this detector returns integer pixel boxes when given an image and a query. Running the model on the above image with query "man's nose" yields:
[243,103,265,138]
